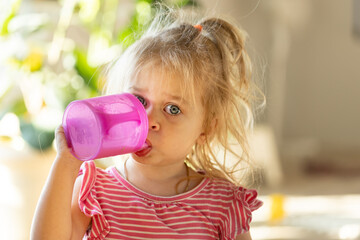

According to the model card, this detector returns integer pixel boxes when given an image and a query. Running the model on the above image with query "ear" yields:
[196,118,218,145]
[196,133,207,145]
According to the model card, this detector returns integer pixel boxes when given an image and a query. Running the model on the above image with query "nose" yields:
[147,107,160,131]
[150,123,160,131]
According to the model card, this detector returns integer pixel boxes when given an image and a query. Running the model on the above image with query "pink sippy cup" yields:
[62,93,148,161]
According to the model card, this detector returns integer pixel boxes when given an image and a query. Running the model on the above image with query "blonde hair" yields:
[105,7,265,187]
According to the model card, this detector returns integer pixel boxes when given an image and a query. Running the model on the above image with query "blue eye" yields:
[165,104,181,115]
[135,95,147,107]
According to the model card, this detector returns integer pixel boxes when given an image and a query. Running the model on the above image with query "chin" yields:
[130,153,150,163]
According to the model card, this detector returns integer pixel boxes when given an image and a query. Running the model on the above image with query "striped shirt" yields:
[78,161,262,239]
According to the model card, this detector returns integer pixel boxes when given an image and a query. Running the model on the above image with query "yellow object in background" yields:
[22,48,43,72]
[269,193,285,224]
[6,47,43,72]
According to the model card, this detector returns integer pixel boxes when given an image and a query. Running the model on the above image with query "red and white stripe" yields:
[78,161,262,240]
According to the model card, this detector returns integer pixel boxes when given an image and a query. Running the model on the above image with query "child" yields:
[31,7,263,240]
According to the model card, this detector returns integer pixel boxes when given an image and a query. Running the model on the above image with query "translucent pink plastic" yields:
[62,93,148,161]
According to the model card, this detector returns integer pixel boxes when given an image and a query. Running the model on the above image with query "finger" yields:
[55,125,64,136]
[54,125,82,162]
[55,125,70,149]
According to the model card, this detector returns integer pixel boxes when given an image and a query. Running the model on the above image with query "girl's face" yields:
[127,65,205,167]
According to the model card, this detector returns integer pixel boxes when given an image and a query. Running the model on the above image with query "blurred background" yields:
[1,0,360,239]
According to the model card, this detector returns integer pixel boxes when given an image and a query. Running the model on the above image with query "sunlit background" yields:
[1,0,360,239]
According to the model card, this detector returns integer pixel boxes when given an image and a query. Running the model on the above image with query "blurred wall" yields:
[284,0,360,151]
[200,0,360,165]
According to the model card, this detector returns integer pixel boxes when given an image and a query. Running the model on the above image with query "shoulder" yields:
[196,178,244,208]
[206,178,262,209]
[204,177,239,196]
[201,178,262,237]
[77,161,122,204]
[76,161,119,238]
[79,160,110,176]
[78,161,116,183]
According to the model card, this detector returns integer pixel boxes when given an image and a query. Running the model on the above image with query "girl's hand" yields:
[31,125,86,240]
[54,125,79,162]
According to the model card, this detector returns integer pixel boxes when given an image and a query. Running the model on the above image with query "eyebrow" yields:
[129,86,189,105]
[165,94,189,105]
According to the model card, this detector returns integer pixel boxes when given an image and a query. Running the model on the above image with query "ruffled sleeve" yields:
[78,161,110,239]
[236,187,263,231]
[222,186,263,238]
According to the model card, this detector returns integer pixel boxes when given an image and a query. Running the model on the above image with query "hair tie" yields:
[193,24,203,32]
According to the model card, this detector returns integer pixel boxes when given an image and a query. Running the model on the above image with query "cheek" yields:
[177,123,203,145]
[162,123,199,145]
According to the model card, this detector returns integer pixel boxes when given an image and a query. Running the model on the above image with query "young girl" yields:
[31,7,263,240]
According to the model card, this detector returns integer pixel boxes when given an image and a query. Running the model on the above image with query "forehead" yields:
[129,63,199,106]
